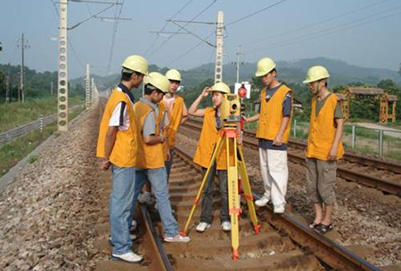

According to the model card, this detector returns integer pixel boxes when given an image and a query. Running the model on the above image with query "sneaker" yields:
[109,234,138,246]
[138,192,151,204]
[112,251,143,263]
[164,234,191,243]
[130,220,137,232]
[221,221,231,232]
[196,222,211,233]
[255,196,269,207]
[274,204,285,214]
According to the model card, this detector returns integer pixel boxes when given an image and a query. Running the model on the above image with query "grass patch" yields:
[0,106,85,178]
[0,96,84,133]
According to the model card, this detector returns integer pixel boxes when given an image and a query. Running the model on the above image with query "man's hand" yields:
[166,149,171,161]
[273,135,283,146]
[99,158,111,170]
[327,147,337,161]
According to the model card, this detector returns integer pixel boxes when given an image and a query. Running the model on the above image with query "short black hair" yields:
[169,79,181,84]
[144,84,164,95]
[120,69,142,82]
[271,68,277,74]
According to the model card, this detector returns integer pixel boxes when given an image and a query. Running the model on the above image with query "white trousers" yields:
[259,148,289,207]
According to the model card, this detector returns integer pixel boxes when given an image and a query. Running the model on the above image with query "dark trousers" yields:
[200,163,229,224]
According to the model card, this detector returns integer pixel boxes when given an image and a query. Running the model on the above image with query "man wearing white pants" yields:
[245,57,292,214]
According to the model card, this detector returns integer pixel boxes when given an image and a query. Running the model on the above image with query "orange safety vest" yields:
[96,88,136,167]
[133,100,165,169]
[193,107,232,170]
[307,93,344,161]
[160,96,185,149]
[256,84,293,143]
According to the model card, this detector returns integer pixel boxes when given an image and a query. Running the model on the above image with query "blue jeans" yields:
[109,165,137,255]
[165,149,175,182]
[133,167,178,237]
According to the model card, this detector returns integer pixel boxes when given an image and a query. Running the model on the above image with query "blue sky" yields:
[1,0,401,78]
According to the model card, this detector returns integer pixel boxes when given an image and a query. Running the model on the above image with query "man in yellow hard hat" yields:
[96,55,148,263]
[161,69,188,180]
[132,72,191,243]
[245,57,293,214]
[189,82,234,233]
[303,65,344,234]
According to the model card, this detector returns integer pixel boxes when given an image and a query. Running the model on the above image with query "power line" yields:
[251,0,392,45]
[144,0,196,56]
[148,0,218,59]
[226,0,290,26]
[49,0,85,69]
[106,0,125,74]
[249,5,401,54]
[168,31,215,66]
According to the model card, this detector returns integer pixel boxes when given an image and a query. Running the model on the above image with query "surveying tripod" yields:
[182,123,261,260]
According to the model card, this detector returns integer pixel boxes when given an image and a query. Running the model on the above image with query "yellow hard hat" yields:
[303,65,330,84]
[211,82,230,94]
[145,72,170,93]
[255,57,276,77]
[165,69,182,82]
[122,55,148,75]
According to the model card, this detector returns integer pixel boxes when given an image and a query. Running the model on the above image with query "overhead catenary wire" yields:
[226,0,290,26]
[251,0,393,45]
[148,0,218,59]
[106,0,125,74]
[49,0,85,70]
[144,0,196,56]
[247,4,401,54]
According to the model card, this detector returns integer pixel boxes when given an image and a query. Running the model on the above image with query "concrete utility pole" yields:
[57,0,69,132]
[85,64,90,109]
[91,77,95,103]
[5,63,11,102]
[17,33,29,103]
[232,46,244,83]
[50,81,54,95]
[214,11,224,84]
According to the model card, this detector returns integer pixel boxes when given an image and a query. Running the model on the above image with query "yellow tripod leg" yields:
[182,135,224,235]
[238,146,261,234]
[226,135,240,260]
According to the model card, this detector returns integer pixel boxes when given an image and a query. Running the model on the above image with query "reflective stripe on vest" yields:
[256,85,292,143]
[307,93,344,161]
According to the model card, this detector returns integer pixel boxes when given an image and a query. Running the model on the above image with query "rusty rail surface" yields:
[172,145,383,271]
[182,119,401,196]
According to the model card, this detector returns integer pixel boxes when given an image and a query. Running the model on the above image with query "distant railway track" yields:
[182,119,401,196]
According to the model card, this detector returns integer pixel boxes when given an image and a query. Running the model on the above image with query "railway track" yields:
[182,119,401,196]
[143,145,383,271]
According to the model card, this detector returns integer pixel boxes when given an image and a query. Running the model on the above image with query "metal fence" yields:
[0,104,83,145]
[292,120,401,159]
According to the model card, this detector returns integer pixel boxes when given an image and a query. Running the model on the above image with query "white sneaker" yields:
[274,204,285,214]
[255,196,270,207]
[221,221,231,232]
[112,251,143,263]
[138,192,151,204]
[109,234,138,245]
[196,222,211,233]
[130,220,137,232]
[164,234,191,243]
